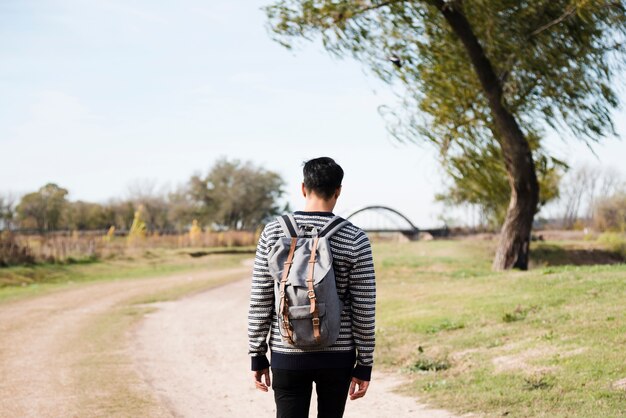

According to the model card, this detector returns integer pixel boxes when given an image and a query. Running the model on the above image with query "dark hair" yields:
[302,157,344,200]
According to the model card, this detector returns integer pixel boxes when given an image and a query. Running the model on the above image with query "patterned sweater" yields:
[247,211,376,381]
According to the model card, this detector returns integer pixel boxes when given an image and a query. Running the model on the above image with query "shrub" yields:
[410,355,451,372]
[502,305,538,323]
[597,232,626,258]
[127,205,147,245]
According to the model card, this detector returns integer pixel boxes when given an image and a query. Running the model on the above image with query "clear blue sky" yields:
[1,0,624,228]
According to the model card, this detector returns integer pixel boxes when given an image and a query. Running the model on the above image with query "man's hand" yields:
[349,377,369,400]
[253,368,271,392]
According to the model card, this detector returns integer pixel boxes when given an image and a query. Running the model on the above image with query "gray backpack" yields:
[267,214,348,349]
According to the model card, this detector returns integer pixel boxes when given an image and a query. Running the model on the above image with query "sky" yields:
[1,0,625,228]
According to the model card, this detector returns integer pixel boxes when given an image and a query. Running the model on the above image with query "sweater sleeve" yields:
[349,230,376,381]
[247,226,274,371]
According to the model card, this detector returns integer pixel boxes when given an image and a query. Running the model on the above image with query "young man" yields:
[248,157,376,418]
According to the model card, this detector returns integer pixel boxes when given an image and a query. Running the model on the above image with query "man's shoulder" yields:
[334,218,367,241]
[262,214,369,242]
[261,218,283,238]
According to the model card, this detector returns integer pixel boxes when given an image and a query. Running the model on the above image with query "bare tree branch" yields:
[530,5,576,37]
[530,1,624,37]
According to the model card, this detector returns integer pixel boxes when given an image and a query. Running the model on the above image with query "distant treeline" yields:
[0,158,288,233]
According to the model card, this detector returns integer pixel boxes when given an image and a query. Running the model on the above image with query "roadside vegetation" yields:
[0,247,252,303]
[374,238,626,417]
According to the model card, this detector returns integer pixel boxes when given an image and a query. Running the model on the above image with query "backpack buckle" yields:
[312,318,320,326]
[307,290,315,299]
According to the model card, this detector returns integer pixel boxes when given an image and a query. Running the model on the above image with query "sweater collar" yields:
[294,210,335,217]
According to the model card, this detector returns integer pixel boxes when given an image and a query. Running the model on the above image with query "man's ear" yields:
[335,186,342,200]
[302,183,307,198]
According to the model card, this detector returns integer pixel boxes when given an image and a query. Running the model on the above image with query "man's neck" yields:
[303,199,335,213]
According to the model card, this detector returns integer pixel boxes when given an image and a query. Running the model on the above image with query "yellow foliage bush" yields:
[127,205,147,246]
[189,219,202,246]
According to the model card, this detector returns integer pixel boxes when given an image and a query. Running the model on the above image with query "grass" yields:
[67,304,162,417]
[0,247,252,303]
[374,239,626,418]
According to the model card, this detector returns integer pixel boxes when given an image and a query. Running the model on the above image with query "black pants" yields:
[272,367,353,418]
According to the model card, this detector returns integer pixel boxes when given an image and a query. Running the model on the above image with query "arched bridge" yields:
[345,206,449,240]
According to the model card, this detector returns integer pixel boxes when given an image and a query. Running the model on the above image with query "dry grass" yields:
[68,304,165,417]
[3,230,257,265]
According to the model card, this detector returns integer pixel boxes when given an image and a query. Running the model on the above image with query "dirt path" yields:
[132,278,458,417]
[0,267,248,418]
[0,266,459,417]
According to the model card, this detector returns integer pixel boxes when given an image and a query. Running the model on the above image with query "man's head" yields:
[302,157,344,201]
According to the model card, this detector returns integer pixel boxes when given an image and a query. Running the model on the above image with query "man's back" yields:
[248,211,375,379]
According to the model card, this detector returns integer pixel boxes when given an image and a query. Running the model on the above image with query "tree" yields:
[189,158,286,230]
[167,185,195,232]
[557,164,624,228]
[66,201,110,230]
[264,0,626,270]
[436,139,565,228]
[16,183,69,232]
[126,180,172,232]
[593,190,626,232]
[104,200,136,231]
[0,192,18,230]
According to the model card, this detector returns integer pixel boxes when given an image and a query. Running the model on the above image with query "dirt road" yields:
[132,278,458,417]
[0,266,458,417]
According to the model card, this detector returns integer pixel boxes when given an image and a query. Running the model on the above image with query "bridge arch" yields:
[345,206,419,237]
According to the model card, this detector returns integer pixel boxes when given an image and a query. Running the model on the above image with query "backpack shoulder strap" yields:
[277,214,301,238]
[318,215,349,238]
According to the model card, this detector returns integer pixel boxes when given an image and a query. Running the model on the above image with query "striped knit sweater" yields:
[247,211,376,381]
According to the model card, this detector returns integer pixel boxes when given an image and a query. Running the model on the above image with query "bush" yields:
[597,232,626,258]
[502,305,538,323]
[410,355,451,372]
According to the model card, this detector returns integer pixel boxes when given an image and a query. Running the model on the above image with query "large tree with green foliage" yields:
[264,0,626,270]
[189,158,286,230]
[16,183,69,232]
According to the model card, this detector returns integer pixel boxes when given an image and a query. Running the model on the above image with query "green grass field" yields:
[374,239,626,417]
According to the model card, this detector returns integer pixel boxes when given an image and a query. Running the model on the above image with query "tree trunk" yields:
[435,1,540,270]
